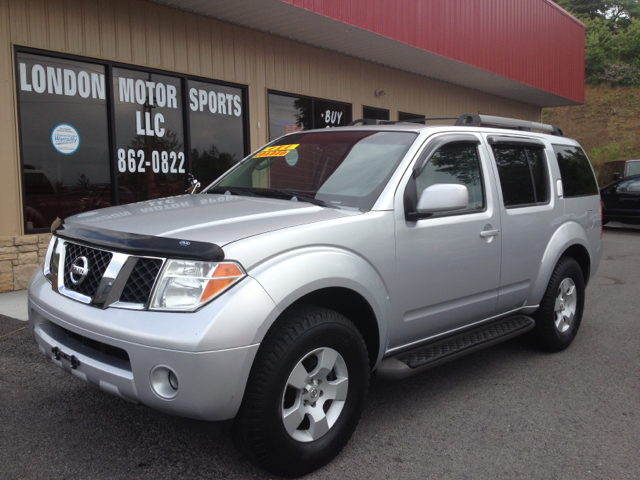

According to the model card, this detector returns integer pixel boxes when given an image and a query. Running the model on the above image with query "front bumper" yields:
[28,269,275,421]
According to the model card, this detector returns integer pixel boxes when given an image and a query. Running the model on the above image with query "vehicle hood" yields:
[64,194,357,246]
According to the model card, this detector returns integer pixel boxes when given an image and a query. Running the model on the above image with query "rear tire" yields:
[528,256,585,352]
[234,305,369,477]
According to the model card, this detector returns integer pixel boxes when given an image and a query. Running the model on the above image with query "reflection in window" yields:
[188,80,245,188]
[268,94,311,140]
[112,68,185,204]
[616,178,640,192]
[416,144,484,211]
[527,149,549,203]
[493,146,550,207]
[267,92,351,141]
[17,52,111,232]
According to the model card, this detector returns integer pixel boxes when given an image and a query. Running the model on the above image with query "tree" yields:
[554,0,640,85]
[554,0,611,20]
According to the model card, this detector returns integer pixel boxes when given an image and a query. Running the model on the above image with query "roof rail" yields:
[455,114,564,137]
[348,114,564,137]
[348,117,457,126]
[348,118,394,126]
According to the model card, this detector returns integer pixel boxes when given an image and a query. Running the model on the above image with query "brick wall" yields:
[0,234,51,292]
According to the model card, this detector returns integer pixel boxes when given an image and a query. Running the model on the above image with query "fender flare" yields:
[531,221,591,304]
[247,246,389,366]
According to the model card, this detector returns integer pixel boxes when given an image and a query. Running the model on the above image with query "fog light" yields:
[150,365,179,399]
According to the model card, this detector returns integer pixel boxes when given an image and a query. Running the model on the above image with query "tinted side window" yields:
[553,145,599,197]
[528,148,549,203]
[492,145,549,207]
[493,146,535,206]
[416,143,484,212]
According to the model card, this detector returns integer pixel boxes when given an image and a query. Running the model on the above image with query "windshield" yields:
[204,130,416,210]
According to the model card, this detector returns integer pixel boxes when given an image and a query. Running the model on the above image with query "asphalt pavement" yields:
[1,225,639,479]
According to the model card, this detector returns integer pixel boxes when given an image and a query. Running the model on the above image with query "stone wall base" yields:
[0,234,51,292]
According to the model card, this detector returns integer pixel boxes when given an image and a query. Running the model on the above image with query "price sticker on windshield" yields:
[254,144,299,158]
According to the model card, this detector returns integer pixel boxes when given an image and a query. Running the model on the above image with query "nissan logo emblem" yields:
[69,256,90,285]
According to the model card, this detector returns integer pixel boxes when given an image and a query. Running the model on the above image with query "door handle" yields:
[480,229,500,238]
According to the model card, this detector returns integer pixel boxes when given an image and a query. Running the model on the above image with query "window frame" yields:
[14,46,250,234]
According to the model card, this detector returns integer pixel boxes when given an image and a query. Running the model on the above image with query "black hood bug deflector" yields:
[54,220,225,261]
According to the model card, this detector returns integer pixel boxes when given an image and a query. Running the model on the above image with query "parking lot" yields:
[1,225,638,479]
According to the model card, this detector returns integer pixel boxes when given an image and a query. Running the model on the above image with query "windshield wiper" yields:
[205,187,257,197]
[253,189,337,209]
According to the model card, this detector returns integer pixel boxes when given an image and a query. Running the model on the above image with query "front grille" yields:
[119,258,163,304]
[63,242,113,298]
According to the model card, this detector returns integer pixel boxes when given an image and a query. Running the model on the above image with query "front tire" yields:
[529,256,585,352]
[234,305,369,477]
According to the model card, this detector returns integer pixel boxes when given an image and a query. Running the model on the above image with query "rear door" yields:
[488,136,560,313]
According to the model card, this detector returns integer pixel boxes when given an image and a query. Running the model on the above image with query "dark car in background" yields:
[597,159,640,187]
[600,174,640,225]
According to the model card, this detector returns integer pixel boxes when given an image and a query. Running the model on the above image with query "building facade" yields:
[0,0,584,290]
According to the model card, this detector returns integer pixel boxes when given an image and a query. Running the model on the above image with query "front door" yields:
[389,135,502,350]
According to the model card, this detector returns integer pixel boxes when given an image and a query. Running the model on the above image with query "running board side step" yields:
[377,315,535,380]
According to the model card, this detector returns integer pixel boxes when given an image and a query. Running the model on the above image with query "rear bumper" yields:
[28,270,264,421]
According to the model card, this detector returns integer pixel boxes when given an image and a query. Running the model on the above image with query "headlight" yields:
[150,260,245,311]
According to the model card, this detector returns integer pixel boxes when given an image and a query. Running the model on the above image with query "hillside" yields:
[544,85,640,174]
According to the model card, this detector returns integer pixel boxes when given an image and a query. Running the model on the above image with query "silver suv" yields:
[28,114,603,477]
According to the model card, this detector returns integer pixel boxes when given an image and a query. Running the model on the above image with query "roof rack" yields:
[348,117,456,126]
[348,113,564,137]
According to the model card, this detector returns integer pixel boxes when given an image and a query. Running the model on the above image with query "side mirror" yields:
[613,172,620,181]
[416,184,469,214]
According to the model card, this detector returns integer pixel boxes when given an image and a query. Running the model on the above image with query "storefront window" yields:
[398,111,425,124]
[188,80,245,188]
[363,106,390,121]
[268,92,351,140]
[268,93,311,140]
[16,52,111,232]
[112,68,185,204]
[314,99,350,129]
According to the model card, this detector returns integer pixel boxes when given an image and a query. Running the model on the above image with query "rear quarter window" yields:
[553,145,599,197]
